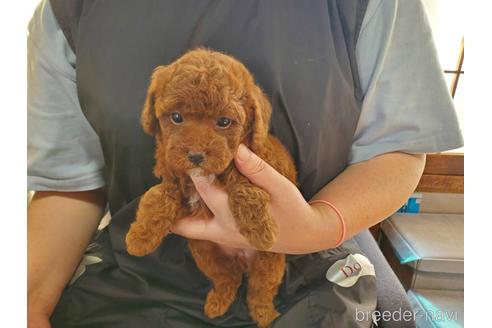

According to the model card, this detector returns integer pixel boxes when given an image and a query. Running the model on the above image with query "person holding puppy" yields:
[28,0,463,327]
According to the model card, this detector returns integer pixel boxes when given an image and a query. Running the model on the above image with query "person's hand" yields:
[172,144,338,254]
[28,310,51,328]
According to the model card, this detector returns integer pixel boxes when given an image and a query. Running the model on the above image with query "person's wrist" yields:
[309,201,345,248]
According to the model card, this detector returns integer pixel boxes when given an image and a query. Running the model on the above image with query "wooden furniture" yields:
[370,152,464,240]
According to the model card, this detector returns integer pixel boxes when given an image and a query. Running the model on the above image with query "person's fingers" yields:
[190,175,228,214]
[234,144,291,198]
[171,215,208,240]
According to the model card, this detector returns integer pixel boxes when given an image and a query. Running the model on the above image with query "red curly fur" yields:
[125,48,297,328]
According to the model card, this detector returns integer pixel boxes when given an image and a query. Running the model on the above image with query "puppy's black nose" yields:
[187,152,204,165]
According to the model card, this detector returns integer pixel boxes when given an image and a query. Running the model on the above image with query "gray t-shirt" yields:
[27,0,463,192]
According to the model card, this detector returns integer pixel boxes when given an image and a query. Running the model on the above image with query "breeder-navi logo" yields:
[355,308,459,326]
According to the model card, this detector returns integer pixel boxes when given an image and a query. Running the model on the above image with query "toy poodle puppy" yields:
[125,48,297,328]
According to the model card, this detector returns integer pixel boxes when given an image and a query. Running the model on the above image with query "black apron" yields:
[49,1,377,327]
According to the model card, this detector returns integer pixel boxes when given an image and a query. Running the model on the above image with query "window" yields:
[422,0,464,153]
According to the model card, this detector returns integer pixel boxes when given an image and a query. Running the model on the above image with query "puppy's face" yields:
[142,49,271,178]
[155,74,247,176]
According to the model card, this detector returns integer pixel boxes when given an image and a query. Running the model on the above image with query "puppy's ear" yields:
[249,84,272,152]
[141,65,169,135]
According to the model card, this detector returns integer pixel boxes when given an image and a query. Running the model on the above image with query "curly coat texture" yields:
[125,48,297,328]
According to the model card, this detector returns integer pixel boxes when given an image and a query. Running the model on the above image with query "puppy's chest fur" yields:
[180,172,258,270]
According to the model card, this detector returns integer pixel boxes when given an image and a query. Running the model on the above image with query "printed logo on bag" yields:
[325,254,375,287]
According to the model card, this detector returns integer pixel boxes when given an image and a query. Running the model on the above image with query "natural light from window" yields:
[422,0,464,153]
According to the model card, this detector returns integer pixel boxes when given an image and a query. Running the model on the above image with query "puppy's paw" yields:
[249,303,280,328]
[204,289,233,319]
[125,222,164,256]
[229,186,277,250]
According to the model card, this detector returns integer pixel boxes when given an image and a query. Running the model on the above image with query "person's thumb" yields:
[234,144,290,197]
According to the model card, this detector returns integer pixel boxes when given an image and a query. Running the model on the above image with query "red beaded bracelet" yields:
[309,199,347,248]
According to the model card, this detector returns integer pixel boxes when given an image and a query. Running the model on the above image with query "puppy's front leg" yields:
[227,173,277,251]
[126,183,180,256]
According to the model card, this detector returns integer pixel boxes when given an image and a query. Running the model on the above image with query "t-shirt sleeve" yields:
[349,0,464,164]
[27,0,106,191]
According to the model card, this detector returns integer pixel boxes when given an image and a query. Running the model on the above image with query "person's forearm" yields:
[309,152,426,249]
[28,189,106,318]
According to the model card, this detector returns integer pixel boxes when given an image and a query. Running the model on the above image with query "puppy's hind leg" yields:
[247,252,285,328]
[126,183,180,256]
[188,240,243,319]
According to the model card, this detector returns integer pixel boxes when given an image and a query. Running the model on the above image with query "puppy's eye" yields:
[216,117,232,129]
[170,112,184,125]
